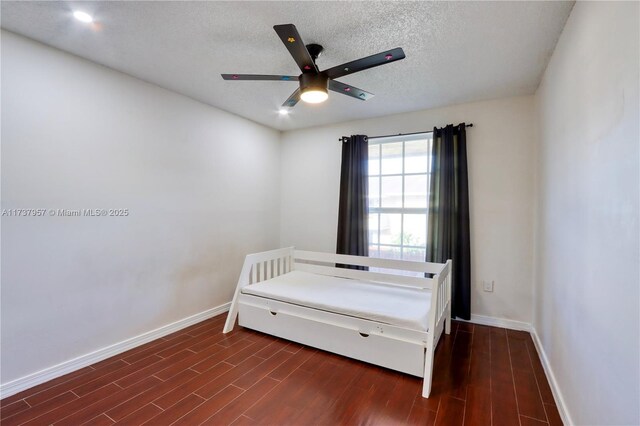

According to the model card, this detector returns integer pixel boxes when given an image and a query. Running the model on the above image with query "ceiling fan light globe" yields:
[301,89,328,103]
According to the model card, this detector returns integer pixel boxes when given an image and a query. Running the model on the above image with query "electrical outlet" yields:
[482,280,494,292]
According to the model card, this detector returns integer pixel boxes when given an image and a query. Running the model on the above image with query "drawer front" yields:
[238,302,425,377]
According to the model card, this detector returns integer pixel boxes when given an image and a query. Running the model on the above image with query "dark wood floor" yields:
[0,314,562,425]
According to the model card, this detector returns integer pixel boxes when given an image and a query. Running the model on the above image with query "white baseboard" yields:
[530,328,573,426]
[462,313,532,332]
[0,302,231,399]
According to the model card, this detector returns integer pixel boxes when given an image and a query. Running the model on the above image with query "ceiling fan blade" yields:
[221,74,299,81]
[322,47,405,80]
[328,80,374,101]
[282,88,301,108]
[273,24,318,74]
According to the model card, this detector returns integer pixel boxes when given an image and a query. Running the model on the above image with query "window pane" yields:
[368,144,380,175]
[379,245,401,260]
[368,244,379,258]
[404,174,428,208]
[368,213,379,244]
[403,214,427,247]
[402,247,427,263]
[379,213,401,245]
[404,139,429,173]
[381,176,402,207]
[381,142,403,175]
[368,177,380,208]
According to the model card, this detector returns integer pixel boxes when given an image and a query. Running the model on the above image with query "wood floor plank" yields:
[244,358,335,422]
[154,361,235,409]
[231,414,259,425]
[143,394,206,425]
[106,368,199,421]
[233,350,295,390]
[297,350,325,374]
[435,395,466,426]
[407,394,438,426]
[113,351,190,389]
[0,399,30,420]
[467,348,491,388]
[456,322,475,333]
[153,344,226,381]
[242,367,314,422]
[342,383,399,425]
[520,415,549,425]
[447,330,472,400]
[113,403,162,425]
[2,391,78,426]
[182,324,243,352]
[463,384,491,426]
[525,337,556,406]
[298,357,368,425]
[313,372,370,425]
[193,356,265,400]
[22,384,119,426]
[491,327,520,426]
[123,334,193,364]
[268,346,316,381]
[202,376,280,425]
[24,361,128,407]
[223,341,264,366]
[378,374,422,424]
[73,354,163,396]
[190,339,255,373]
[252,339,290,359]
[0,366,94,406]
[180,317,224,338]
[509,333,533,372]
[83,413,115,425]
[172,384,244,426]
[53,376,162,426]
[216,331,255,349]
[471,325,492,354]
[545,403,564,426]
[513,368,548,422]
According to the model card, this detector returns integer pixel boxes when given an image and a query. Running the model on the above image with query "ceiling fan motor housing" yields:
[299,72,328,93]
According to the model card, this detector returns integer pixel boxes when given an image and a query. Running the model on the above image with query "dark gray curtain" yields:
[336,135,369,262]
[426,124,471,320]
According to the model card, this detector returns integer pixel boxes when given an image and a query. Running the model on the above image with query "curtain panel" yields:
[427,124,471,319]
[336,135,369,263]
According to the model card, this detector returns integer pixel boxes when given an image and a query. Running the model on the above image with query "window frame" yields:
[368,132,433,262]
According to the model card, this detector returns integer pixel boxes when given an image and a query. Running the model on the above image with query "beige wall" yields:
[280,95,536,325]
[533,2,639,424]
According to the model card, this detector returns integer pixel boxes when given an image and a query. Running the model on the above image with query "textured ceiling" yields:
[1,1,573,131]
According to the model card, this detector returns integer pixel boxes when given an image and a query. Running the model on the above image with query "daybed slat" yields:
[294,263,433,290]
[294,250,445,274]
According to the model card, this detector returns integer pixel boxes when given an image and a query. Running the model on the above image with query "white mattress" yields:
[241,270,431,331]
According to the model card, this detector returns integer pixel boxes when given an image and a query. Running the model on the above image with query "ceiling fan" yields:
[221,24,406,109]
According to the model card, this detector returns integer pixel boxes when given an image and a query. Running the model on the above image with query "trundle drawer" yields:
[238,301,425,377]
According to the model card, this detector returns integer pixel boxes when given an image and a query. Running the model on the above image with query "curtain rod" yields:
[338,123,473,142]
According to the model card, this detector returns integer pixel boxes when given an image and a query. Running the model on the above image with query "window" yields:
[368,133,433,264]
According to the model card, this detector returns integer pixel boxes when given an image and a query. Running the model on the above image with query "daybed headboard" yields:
[242,246,295,285]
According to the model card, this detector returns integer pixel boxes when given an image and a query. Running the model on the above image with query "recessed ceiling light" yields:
[278,109,289,115]
[73,11,93,23]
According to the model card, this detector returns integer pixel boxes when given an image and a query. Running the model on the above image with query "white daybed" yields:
[223,247,452,398]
